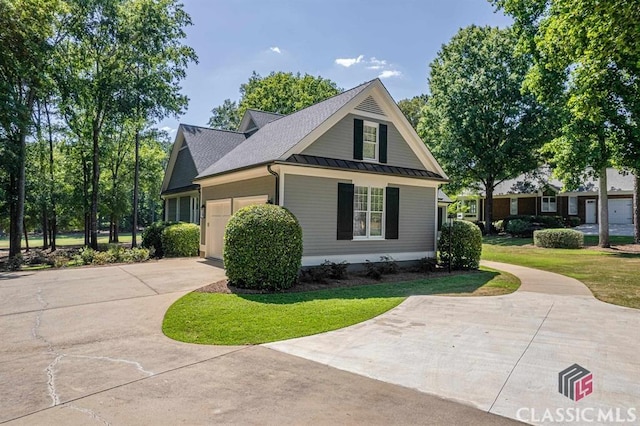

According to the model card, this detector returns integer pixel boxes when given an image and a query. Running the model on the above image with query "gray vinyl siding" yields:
[167,198,177,221]
[354,95,386,116]
[284,174,435,257]
[179,197,190,222]
[199,175,276,244]
[167,145,198,191]
[301,113,424,170]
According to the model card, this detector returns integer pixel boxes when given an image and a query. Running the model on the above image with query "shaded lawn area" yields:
[0,232,132,249]
[483,236,640,309]
[162,268,519,345]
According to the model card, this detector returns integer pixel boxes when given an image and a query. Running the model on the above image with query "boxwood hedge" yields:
[161,223,200,257]
[224,204,303,291]
[438,220,482,270]
[533,228,584,249]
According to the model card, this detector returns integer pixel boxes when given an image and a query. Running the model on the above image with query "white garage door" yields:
[608,198,632,224]
[206,199,231,259]
[233,195,269,213]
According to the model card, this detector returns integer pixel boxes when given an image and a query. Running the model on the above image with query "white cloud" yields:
[269,46,281,54]
[160,126,177,135]
[379,70,402,79]
[367,57,387,70]
[335,54,364,67]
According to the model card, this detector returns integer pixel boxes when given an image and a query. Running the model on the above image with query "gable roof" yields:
[245,109,284,129]
[196,80,375,179]
[161,124,246,194]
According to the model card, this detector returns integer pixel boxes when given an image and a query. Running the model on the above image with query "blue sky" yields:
[157,0,511,135]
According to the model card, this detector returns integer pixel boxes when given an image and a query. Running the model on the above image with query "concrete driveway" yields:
[575,224,635,236]
[268,262,640,425]
[0,258,514,425]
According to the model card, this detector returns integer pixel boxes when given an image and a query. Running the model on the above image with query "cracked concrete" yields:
[1,257,514,425]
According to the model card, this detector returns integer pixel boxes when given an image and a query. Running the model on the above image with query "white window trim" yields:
[353,185,385,241]
[362,121,379,162]
[541,196,557,213]
[510,197,518,215]
[568,196,578,215]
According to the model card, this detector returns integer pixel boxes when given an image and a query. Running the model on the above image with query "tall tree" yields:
[119,0,196,247]
[494,0,640,246]
[0,0,61,259]
[398,94,428,130]
[208,72,341,130]
[208,98,240,130]
[418,25,550,233]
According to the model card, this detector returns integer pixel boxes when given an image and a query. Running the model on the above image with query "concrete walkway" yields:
[0,258,516,425]
[575,223,634,236]
[268,261,640,425]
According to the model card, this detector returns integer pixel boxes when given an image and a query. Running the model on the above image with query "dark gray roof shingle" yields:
[163,125,246,193]
[196,80,375,179]
[245,109,284,129]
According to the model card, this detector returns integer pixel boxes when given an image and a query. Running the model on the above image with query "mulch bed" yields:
[195,269,475,294]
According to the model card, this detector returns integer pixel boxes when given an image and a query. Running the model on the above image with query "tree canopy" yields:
[418,25,550,232]
[397,95,427,130]
[493,0,640,245]
[208,71,341,130]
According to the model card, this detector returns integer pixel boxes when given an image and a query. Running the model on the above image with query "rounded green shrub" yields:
[534,229,584,249]
[142,221,175,258]
[438,220,482,270]
[161,223,200,257]
[506,218,533,237]
[224,204,303,291]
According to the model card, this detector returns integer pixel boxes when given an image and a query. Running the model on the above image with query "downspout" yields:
[267,164,279,205]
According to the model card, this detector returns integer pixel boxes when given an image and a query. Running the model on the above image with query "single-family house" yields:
[458,167,635,225]
[161,78,448,266]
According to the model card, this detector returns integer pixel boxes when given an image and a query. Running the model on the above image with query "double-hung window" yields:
[362,122,378,161]
[568,196,578,215]
[353,186,384,238]
[510,198,518,215]
[541,196,557,212]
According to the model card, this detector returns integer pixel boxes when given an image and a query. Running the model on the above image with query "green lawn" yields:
[0,232,132,249]
[483,236,640,309]
[162,269,519,345]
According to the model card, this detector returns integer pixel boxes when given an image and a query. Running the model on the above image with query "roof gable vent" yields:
[355,95,385,116]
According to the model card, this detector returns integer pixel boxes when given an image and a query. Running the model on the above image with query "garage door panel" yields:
[608,198,632,224]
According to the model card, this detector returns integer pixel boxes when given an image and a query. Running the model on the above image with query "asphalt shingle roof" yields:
[245,110,284,129]
[163,125,246,193]
[196,80,375,179]
[181,125,246,174]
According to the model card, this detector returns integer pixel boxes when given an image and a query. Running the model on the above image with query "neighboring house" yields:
[459,167,635,225]
[161,78,448,266]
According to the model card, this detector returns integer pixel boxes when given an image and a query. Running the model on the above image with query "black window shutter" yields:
[353,119,363,160]
[337,183,354,240]
[385,187,399,239]
[379,124,388,163]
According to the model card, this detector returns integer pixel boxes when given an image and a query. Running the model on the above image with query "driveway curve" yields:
[268,261,640,424]
[1,258,515,425]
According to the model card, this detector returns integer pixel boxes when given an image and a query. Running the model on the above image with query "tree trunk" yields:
[90,127,100,250]
[42,205,49,249]
[45,102,57,251]
[634,173,639,245]
[131,129,141,247]
[23,218,29,252]
[114,220,119,244]
[484,182,495,235]
[9,130,28,259]
[598,165,610,248]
